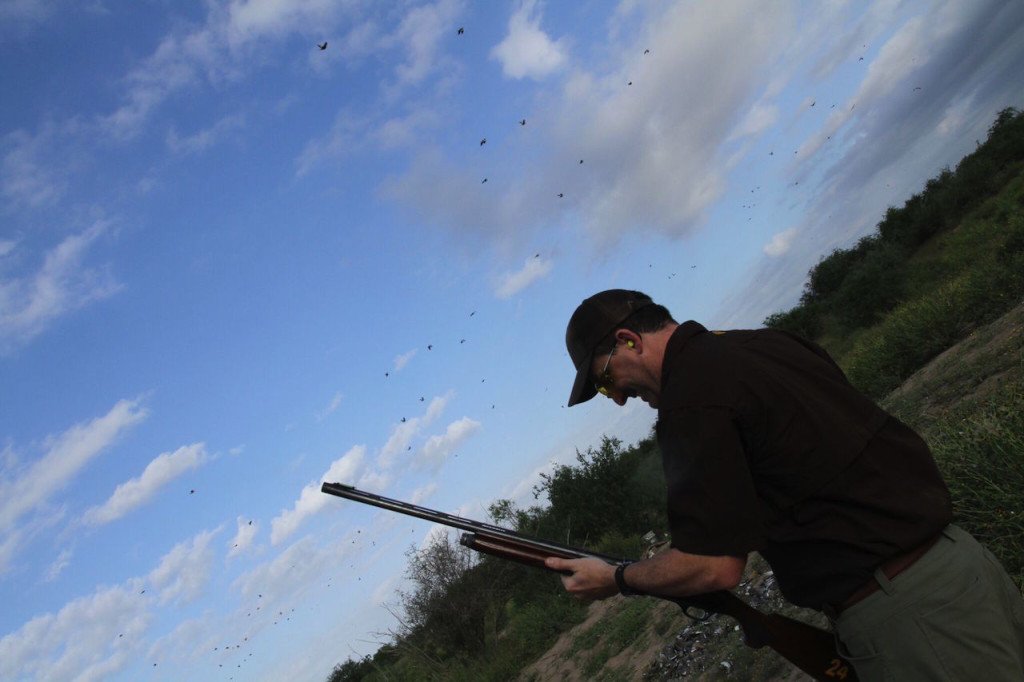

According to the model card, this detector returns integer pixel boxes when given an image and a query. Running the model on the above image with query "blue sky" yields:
[2,0,1022,680]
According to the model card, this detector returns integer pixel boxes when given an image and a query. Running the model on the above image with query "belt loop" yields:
[873,566,895,595]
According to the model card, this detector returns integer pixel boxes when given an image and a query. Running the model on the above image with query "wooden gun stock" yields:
[680,590,855,681]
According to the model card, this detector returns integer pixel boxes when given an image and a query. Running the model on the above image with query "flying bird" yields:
[457,27,464,35]
[558,193,564,198]
[427,344,433,350]
[579,159,583,164]
[480,138,486,146]
[481,177,487,183]
[318,42,327,50]
[627,81,633,86]
[519,119,526,126]
[644,49,650,54]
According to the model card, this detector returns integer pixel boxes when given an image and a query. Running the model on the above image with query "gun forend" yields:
[460,532,604,574]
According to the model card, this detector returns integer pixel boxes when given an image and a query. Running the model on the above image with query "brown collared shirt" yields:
[656,322,952,609]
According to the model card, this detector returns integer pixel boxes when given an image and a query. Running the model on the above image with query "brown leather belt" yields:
[838,534,942,613]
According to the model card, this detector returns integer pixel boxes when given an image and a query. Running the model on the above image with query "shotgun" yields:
[321,481,856,681]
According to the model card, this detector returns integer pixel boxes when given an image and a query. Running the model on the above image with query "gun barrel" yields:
[320,481,624,563]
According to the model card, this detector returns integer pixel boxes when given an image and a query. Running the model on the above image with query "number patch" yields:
[825,658,849,679]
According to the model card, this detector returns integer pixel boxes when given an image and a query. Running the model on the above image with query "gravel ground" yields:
[643,566,816,680]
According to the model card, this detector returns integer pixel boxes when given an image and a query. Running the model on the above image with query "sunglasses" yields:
[593,346,617,396]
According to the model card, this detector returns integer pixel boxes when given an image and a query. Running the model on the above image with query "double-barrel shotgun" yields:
[321,481,856,681]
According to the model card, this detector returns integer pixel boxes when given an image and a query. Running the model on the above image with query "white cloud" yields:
[491,0,568,80]
[148,528,220,606]
[377,392,451,468]
[44,549,73,582]
[416,417,481,470]
[393,349,417,372]
[316,391,343,422]
[0,582,150,682]
[224,0,341,47]
[384,1,792,249]
[99,0,360,139]
[763,227,798,257]
[83,443,208,526]
[100,32,211,140]
[0,399,148,539]
[233,533,353,610]
[729,101,779,140]
[228,516,258,558]
[0,221,121,354]
[270,445,365,545]
[165,114,245,155]
[376,108,442,150]
[0,0,53,24]
[356,468,392,492]
[0,239,16,257]
[386,0,463,88]
[295,97,442,176]
[494,256,553,299]
[1,128,64,209]
[409,482,437,506]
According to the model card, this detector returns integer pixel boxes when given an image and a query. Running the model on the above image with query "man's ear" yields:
[617,330,641,350]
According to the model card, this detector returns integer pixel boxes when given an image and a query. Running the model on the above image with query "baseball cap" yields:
[565,289,654,406]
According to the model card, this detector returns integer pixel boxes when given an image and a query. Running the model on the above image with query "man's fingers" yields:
[545,556,573,572]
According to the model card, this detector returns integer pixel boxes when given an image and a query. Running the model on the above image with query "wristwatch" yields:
[614,561,643,596]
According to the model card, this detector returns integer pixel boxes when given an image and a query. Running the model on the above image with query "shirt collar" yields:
[660,321,708,393]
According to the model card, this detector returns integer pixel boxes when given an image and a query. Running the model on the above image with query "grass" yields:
[569,598,656,677]
[913,377,1024,587]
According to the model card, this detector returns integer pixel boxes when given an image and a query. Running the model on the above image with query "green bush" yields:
[843,256,1024,399]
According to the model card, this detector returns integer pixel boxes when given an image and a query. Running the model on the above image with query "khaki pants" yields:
[832,525,1024,681]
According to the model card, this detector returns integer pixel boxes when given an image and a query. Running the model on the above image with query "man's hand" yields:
[544,556,619,600]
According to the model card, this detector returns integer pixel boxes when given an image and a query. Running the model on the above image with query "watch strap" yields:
[614,561,642,596]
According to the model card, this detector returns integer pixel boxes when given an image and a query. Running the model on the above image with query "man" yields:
[546,289,1024,680]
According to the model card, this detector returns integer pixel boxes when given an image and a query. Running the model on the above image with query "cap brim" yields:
[567,351,599,407]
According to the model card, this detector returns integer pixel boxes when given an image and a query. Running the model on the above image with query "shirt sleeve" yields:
[657,405,767,556]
